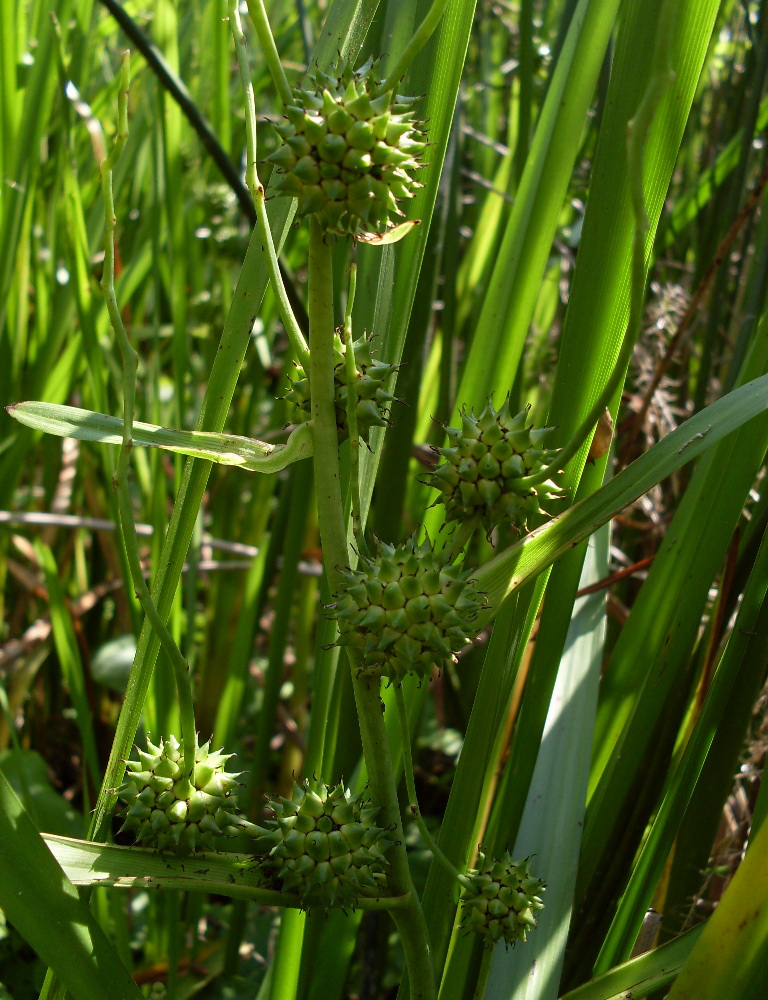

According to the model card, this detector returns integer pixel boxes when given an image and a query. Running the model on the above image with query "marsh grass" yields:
[2,1,768,999]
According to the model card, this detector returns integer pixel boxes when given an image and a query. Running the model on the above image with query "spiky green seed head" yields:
[331,536,483,683]
[267,57,426,238]
[117,735,251,853]
[285,333,398,442]
[252,780,390,908]
[428,398,563,534]
[460,851,546,947]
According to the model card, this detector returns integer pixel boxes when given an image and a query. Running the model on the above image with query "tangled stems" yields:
[307,218,435,1000]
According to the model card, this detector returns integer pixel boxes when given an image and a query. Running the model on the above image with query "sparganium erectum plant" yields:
[4,2,765,1000]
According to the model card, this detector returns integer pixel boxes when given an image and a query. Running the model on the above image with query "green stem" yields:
[439,516,479,563]
[472,946,493,999]
[245,0,293,107]
[351,672,436,1000]
[308,217,350,590]
[100,52,196,775]
[394,683,465,886]
[342,265,367,554]
[307,218,435,999]
[232,0,310,370]
[379,0,452,94]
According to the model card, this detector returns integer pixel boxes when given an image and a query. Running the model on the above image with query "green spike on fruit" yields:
[251,780,391,908]
[266,57,426,238]
[428,397,564,534]
[331,535,483,683]
[284,333,398,443]
[117,735,255,853]
[460,851,546,947]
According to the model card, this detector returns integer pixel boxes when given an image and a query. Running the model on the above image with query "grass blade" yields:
[7,401,314,471]
[665,819,768,1000]
[0,772,143,1000]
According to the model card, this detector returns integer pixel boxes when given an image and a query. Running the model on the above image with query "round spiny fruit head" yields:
[460,851,546,948]
[252,780,391,908]
[266,57,426,238]
[331,535,483,683]
[284,333,398,443]
[428,397,563,535]
[117,735,253,853]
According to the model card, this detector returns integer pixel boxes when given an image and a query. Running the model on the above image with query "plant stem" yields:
[307,218,435,999]
[342,265,367,554]
[245,0,294,107]
[379,0,452,94]
[394,682,465,885]
[308,217,350,591]
[351,672,437,1000]
[439,516,479,563]
[100,52,197,774]
[472,946,493,998]
[232,0,310,370]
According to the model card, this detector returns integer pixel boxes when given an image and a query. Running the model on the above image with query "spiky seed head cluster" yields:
[252,780,390,908]
[267,57,426,237]
[429,398,563,534]
[460,851,546,947]
[285,334,397,443]
[117,735,251,853]
[331,536,483,683]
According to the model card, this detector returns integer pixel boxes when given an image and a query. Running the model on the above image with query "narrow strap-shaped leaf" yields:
[485,526,609,999]
[594,514,768,971]
[473,374,768,614]
[665,819,768,1000]
[0,772,143,1000]
[557,924,704,1000]
[7,401,313,472]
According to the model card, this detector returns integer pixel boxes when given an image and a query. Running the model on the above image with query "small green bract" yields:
[429,398,563,534]
[267,57,426,238]
[331,535,483,683]
[252,780,391,908]
[460,851,545,947]
[117,735,252,853]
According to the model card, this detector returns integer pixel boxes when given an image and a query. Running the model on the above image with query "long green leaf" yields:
[486,526,609,1000]
[665,819,768,1000]
[557,925,704,1000]
[7,401,313,471]
[0,772,143,1000]
[474,374,768,614]
[594,513,768,970]
[454,0,620,413]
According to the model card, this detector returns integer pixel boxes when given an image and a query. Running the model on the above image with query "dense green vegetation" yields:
[2,1,768,998]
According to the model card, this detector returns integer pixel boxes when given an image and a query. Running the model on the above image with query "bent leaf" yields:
[43,833,289,904]
[558,923,704,1000]
[0,771,142,1000]
[6,401,313,472]
[42,835,399,912]
[474,374,768,616]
